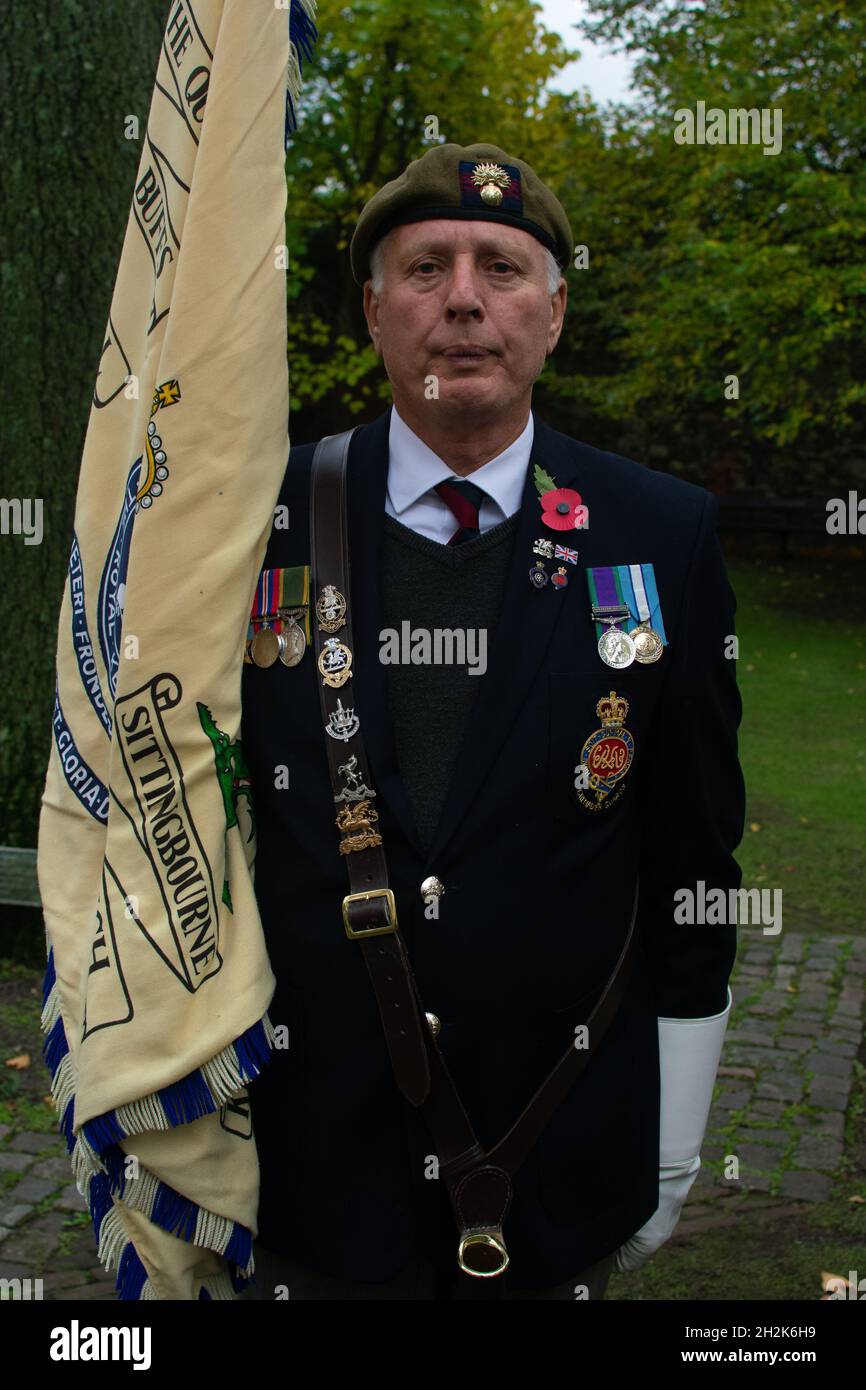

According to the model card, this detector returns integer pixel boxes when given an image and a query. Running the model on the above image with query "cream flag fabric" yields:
[36,0,316,1300]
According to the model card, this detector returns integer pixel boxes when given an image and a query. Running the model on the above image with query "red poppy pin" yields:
[534,465,589,531]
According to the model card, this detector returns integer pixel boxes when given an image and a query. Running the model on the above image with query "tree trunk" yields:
[0,0,170,845]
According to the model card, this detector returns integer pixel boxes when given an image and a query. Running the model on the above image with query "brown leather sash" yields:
[309,427,639,1298]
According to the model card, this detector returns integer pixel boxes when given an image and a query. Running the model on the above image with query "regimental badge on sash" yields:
[335,798,382,855]
[317,636,353,688]
[316,583,347,633]
[325,698,360,742]
[575,691,635,812]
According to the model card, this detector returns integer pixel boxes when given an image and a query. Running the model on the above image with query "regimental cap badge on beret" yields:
[458,159,522,212]
[349,142,573,285]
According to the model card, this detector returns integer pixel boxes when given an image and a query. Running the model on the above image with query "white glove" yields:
[615,987,732,1274]
[615,1154,701,1273]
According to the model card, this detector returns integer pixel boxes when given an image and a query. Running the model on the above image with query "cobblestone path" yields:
[676,928,865,1240]
[1,927,863,1298]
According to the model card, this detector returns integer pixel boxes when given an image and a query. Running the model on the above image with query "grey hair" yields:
[368,231,563,295]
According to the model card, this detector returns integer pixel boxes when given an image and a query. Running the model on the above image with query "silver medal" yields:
[598,623,636,669]
[278,616,307,667]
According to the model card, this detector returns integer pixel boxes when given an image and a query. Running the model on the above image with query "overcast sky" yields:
[537,0,636,104]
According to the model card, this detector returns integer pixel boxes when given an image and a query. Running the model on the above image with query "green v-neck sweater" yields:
[380,508,521,851]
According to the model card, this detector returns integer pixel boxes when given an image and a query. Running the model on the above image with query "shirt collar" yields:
[386,404,534,520]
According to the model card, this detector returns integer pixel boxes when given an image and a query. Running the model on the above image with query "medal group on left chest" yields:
[528,468,667,673]
[529,469,671,812]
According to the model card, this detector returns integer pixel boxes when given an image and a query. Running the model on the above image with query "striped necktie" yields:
[434,478,488,545]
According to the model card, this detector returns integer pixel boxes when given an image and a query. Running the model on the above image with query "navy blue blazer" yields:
[240,406,745,1288]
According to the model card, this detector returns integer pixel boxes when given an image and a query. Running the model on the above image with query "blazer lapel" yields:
[421,412,588,869]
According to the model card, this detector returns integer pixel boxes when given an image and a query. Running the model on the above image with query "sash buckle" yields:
[457,1230,510,1278]
[342,887,397,939]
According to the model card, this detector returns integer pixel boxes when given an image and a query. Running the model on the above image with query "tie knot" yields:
[434,478,487,544]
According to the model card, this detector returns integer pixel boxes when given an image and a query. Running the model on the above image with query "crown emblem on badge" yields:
[597,691,629,726]
[471,161,511,206]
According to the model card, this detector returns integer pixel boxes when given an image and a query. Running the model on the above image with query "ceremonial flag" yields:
[36,0,316,1300]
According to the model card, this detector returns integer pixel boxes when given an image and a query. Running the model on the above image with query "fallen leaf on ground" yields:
[4,1054,30,1070]
[821,1271,853,1299]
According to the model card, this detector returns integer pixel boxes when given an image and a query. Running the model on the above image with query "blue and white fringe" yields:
[40,946,276,1301]
[37,0,320,1300]
[285,0,318,145]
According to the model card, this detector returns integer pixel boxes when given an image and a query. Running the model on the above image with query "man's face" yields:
[363,219,566,424]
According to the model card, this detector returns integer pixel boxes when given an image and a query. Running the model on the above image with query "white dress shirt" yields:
[385,404,534,543]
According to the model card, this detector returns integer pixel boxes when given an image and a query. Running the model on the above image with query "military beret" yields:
[350,142,573,286]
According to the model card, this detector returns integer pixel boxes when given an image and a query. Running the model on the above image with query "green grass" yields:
[608,1051,866,1301]
[0,958,57,1133]
[0,560,862,957]
[728,559,866,936]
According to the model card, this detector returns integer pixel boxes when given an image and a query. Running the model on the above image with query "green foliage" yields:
[284,0,588,431]
[287,0,866,492]
[4,0,864,861]
[556,0,866,489]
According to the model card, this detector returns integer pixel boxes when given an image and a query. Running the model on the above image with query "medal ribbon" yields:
[587,563,667,645]
[247,564,311,649]
[636,562,667,643]
[587,565,628,640]
[618,563,667,644]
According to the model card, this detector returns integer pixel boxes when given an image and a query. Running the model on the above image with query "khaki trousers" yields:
[241,1240,616,1301]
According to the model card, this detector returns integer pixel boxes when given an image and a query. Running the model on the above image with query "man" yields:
[240,142,745,1301]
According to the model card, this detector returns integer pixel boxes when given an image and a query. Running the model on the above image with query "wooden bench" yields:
[715,496,834,556]
[0,846,40,908]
